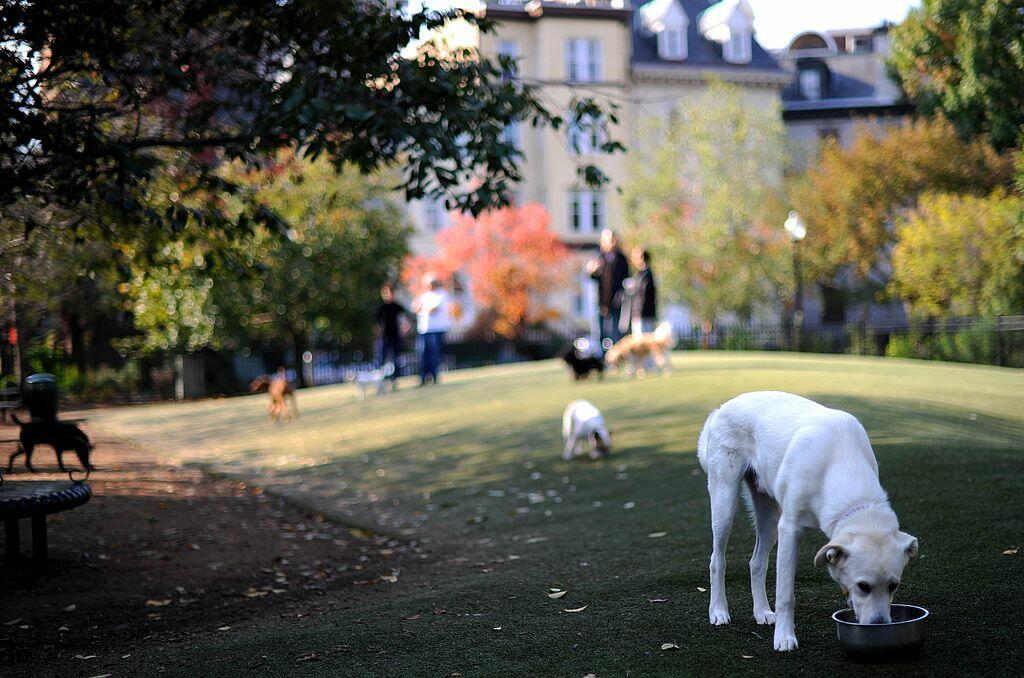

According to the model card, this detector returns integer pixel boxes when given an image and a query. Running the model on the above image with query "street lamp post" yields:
[784,211,807,351]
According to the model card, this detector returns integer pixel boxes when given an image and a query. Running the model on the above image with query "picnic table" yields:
[0,480,91,570]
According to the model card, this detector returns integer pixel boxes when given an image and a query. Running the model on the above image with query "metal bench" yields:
[0,387,20,423]
[0,480,91,570]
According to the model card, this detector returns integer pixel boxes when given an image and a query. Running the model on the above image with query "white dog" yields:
[562,400,612,460]
[348,363,395,401]
[697,391,918,651]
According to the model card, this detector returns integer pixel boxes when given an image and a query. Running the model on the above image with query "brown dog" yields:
[250,368,298,422]
[604,323,675,378]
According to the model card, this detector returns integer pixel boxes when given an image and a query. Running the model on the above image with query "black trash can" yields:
[24,373,58,422]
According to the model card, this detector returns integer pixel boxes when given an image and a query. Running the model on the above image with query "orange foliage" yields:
[403,203,569,338]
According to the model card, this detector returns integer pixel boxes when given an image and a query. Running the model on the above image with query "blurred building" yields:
[775,23,914,166]
[406,0,789,334]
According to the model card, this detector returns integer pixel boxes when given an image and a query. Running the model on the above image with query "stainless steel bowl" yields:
[833,604,929,657]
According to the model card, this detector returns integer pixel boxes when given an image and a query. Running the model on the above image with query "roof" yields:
[631,0,782,71]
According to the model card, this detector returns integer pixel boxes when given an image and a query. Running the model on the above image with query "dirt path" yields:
[0,421,422,677]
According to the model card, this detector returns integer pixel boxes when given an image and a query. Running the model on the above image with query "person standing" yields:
[375,283,408,390]
[620,247,658,337]
[412,274,451,385]
[586,228,630,350]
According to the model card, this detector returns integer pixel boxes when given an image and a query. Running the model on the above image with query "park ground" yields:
[2,352,1023,676]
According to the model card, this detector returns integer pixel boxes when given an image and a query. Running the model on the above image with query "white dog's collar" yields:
[835,502,879,526]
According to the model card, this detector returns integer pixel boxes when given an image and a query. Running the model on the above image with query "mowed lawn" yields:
[89,353,1024,677]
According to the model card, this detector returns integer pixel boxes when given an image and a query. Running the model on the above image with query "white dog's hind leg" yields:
[773,516,801,651]
[746,483,779,625]
[707,451,743,625]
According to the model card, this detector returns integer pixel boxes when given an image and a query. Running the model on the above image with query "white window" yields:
[498,40,519,81]
[658,26,687,60]
[569,190,605,233]
[568,115,604,155]
[566,39,602,82]
[423,198,447,232]
[799,68,822,100]
[723,29,751,64]
[502,122,520,150]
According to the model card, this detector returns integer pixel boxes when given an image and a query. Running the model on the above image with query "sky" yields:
[745,0,920,49]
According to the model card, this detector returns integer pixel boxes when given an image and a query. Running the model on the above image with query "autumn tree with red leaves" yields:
[404,204,569,338]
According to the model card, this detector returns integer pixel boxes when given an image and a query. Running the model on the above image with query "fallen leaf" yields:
[742,654,754,659]
[564,605,588,613]
[647,532,668,538]
[64,604,77,612]
[696,587,707,593]
[547,590,568,599]
[381,574,398,583]
[648,598,668,603]
[145,599,171,607]
[661,642,680,650]
[1003,547,1019,555]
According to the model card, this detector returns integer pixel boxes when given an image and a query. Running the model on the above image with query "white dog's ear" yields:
[814,542,847,568]
[897,531,919,561]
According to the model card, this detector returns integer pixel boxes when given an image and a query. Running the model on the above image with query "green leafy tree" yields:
[0,0,619,248]
[128,154,409,384]
[891,190,1024,317]
[888,0,1024,150]
[622,81,791,322]
[789,117,1013,302]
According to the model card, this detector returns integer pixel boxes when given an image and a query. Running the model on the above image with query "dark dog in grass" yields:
[562,346,605,381]
[7,414,94,474]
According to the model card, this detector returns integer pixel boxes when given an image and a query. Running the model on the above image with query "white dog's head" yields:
[815,527,918,624]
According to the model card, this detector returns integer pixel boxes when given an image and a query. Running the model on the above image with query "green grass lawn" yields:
[90,352,1024,676]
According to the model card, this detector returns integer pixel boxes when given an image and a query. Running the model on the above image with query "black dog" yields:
[562,347,605,381]
[8,414,94,474]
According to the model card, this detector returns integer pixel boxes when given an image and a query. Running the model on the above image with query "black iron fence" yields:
[2,316,1021,404]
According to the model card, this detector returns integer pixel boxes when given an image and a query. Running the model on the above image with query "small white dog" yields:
[348,363,395,401]
[562,400,612,460]
[697,391,918,651]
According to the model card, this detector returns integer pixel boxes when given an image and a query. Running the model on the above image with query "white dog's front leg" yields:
[562,434,577,460]
[773,519,800,651]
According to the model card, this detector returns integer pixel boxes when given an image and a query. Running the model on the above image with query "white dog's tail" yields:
[696,408,718,473]
[654,321,675,345]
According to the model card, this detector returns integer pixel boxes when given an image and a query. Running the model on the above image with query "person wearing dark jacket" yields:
[620,247,658,336]
[376,283,408,389]
[586,229,630,350]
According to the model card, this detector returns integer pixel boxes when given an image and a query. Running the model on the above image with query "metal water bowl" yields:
[833,604,929,658]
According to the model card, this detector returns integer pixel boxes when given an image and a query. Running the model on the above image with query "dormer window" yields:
[638,0,688,61]
[798,68,822,100]
[659,25,686,60]
[724,29,750,63]
[698,0,755,65]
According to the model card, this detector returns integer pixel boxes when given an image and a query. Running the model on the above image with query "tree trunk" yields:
[291,329,308,388]
[13,300,30,383]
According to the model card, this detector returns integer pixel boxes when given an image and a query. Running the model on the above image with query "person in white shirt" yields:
[412,274,451,385]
